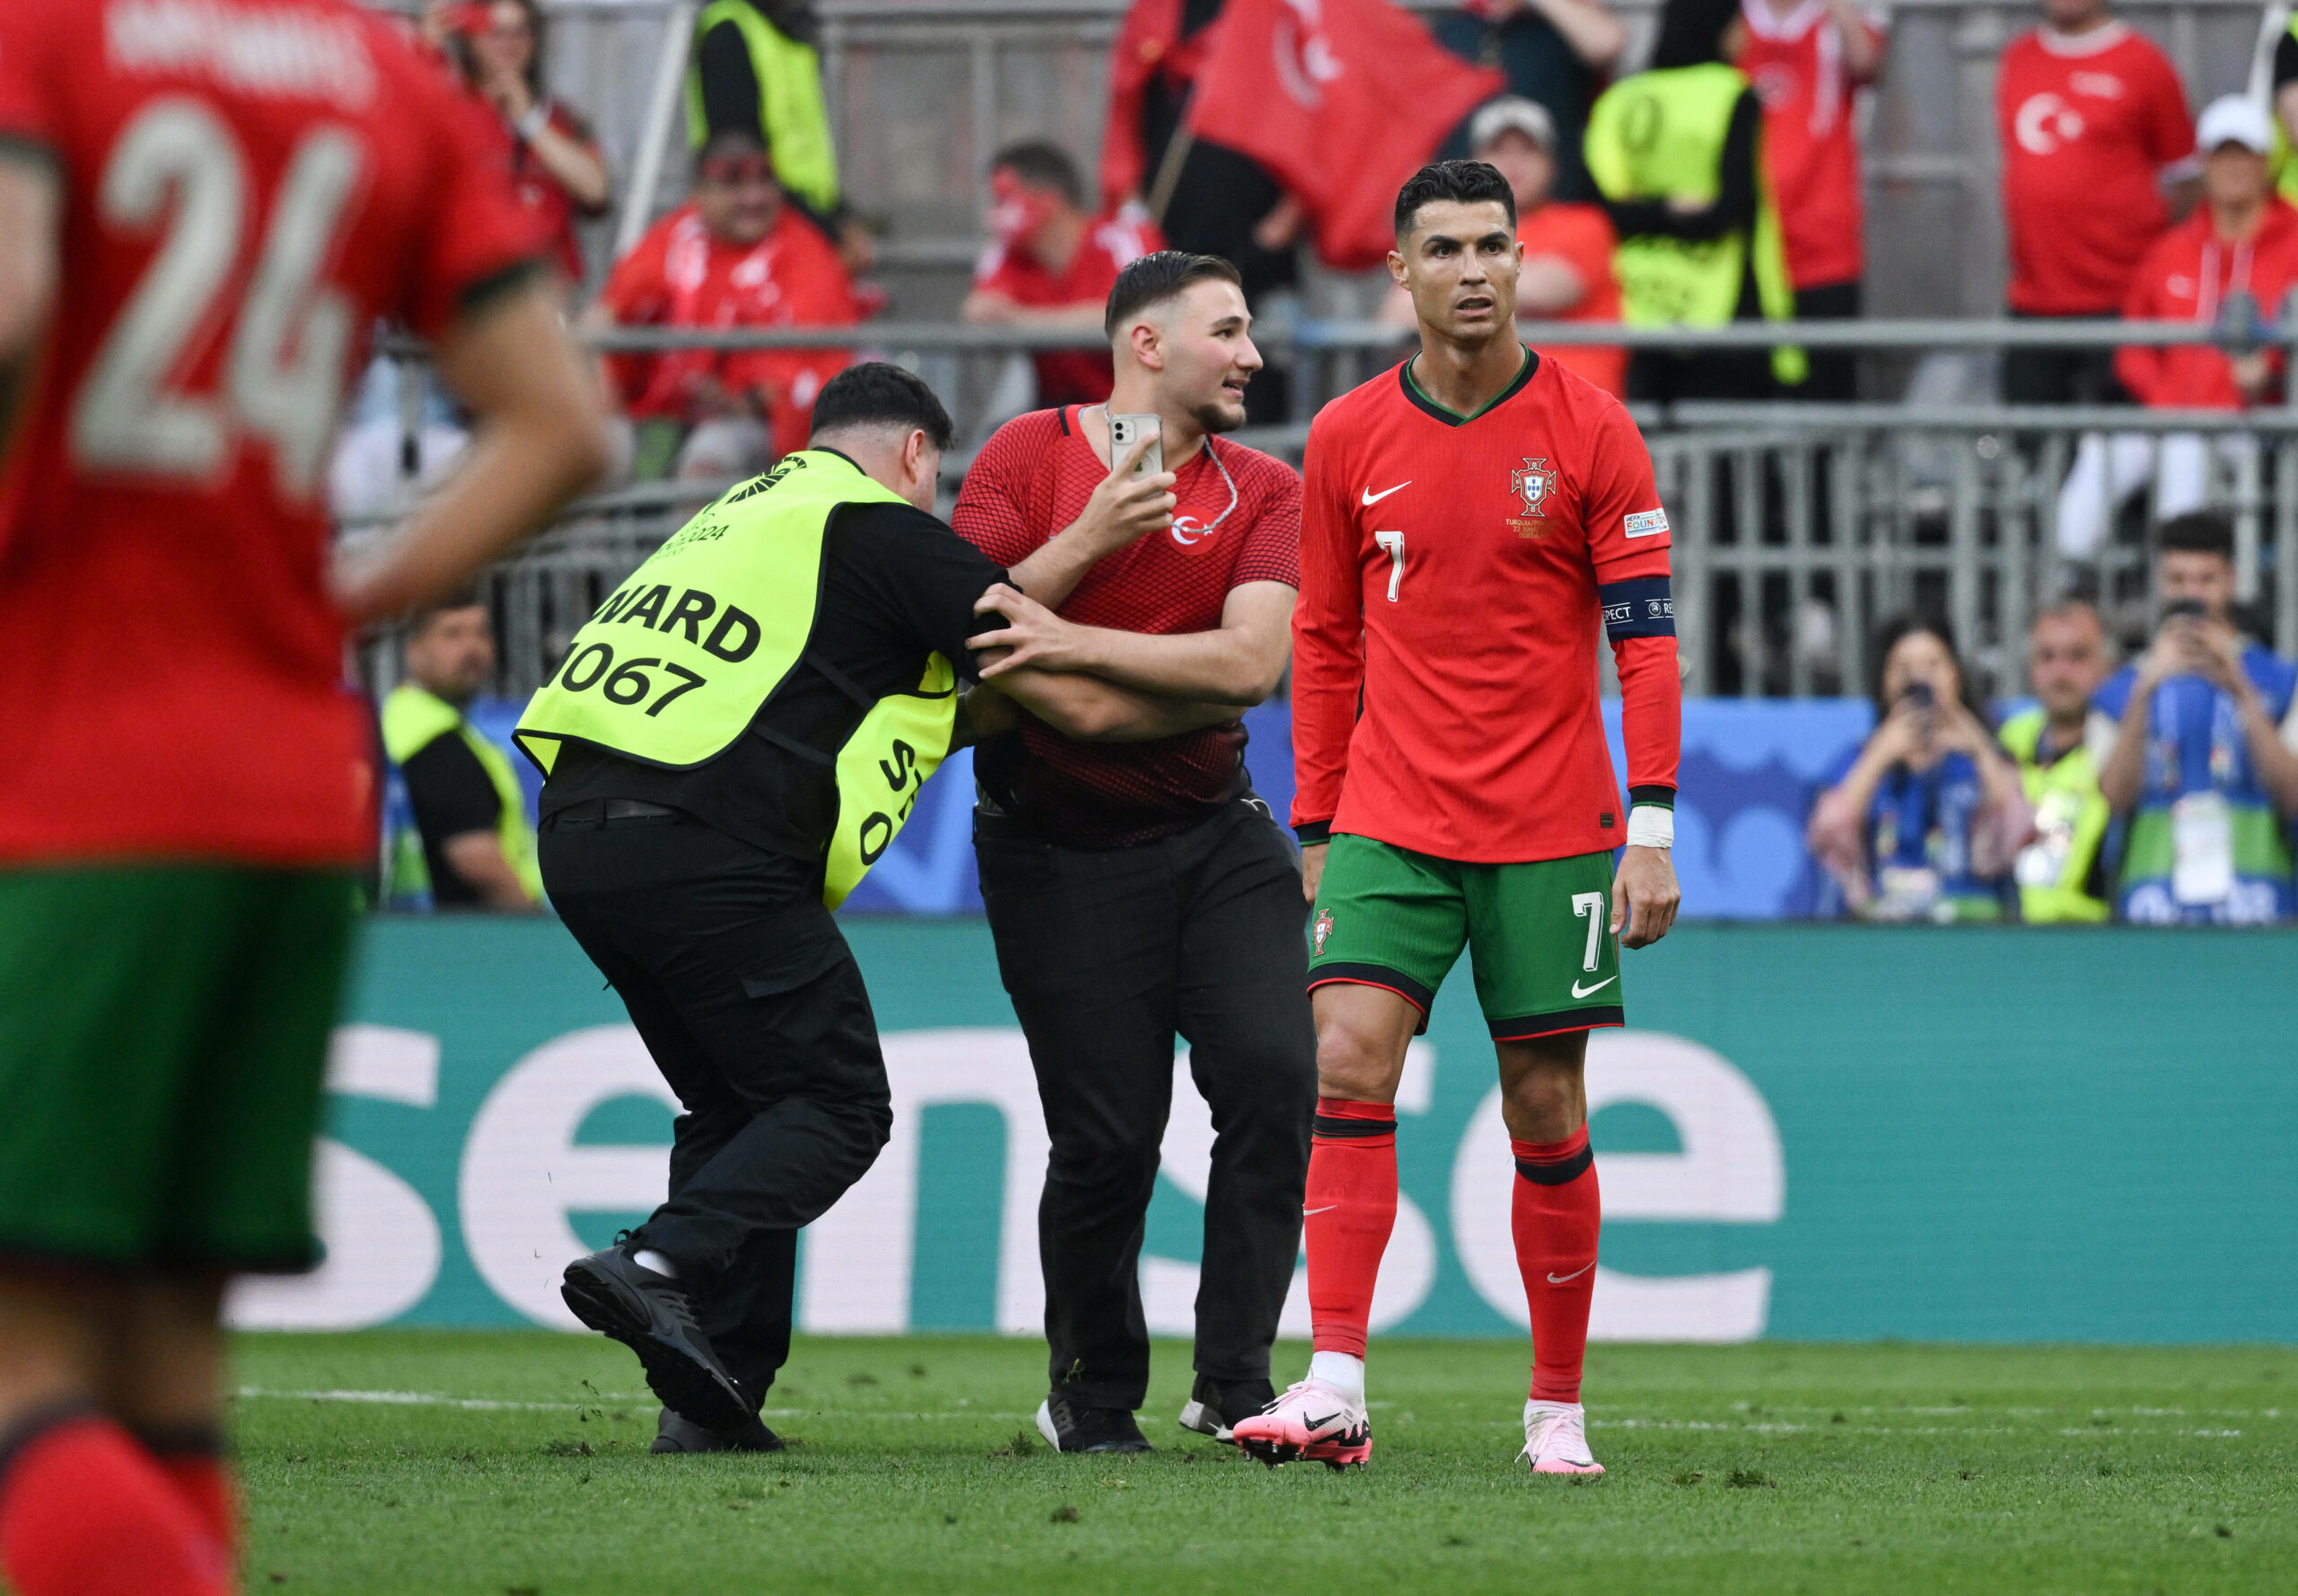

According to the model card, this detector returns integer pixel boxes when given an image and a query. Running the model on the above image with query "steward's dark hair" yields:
[990,139,1085,208]
[1871,610,1987,725]
[809,362,956,452]
[406,584,488,639]
[2157,509,2235,562]
[1393,160,1516,238]
[1103,250,1243,339]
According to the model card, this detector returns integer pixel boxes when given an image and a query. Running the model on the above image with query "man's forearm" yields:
[2235,695,2298,818]
[2097,691,2153,814]
[1005,521,1127,613]
[1064,622,1281,706]
[994,667,1238,742]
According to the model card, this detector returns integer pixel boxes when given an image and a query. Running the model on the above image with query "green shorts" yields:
[0,864,356,1273]
[1307,835,1622,1039]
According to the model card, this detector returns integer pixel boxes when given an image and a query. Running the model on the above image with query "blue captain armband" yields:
[1599,575,1675,641]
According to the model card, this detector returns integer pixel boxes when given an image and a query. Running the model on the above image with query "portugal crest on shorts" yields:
[1509,457,1556,539]
[1312,909,1334,956]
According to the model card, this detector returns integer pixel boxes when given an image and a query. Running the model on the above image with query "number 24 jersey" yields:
[1291,353,1679,864]
[0,0,548,867]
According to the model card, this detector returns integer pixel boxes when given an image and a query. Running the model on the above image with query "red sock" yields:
[0,1416,230,1596]
[1304,1098,1398,1358]
[152,1453,236,1572]
[1512,1127,1601,1404]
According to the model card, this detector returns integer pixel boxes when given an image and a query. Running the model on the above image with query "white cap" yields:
[2196,94,2275,155]
[1469,96,1557,156]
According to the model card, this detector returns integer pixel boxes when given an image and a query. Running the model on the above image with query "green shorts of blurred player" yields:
[0,865,355,1501]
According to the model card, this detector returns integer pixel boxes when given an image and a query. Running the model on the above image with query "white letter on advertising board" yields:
[1450,1030,1784,1342]
[227,1024,443,1330]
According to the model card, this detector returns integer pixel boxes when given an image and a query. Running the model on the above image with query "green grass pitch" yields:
[233,1331,2294,1594]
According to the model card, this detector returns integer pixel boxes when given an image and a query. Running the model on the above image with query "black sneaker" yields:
[652,1407,785,1454]
[560,1246,750,1434]
[1177,1373,1276,1443]
[1035,1393,1153,1453]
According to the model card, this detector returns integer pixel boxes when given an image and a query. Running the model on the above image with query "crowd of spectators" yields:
[1810,513,2298,925]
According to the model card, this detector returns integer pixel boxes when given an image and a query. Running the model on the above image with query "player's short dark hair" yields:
[989,139,1084,208]
[2158,510,2235,562]
[809,362,956,452]
[1393,160,1516,239]
[1103,250,1244,339]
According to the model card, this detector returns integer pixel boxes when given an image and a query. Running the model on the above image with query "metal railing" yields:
[346,315,2298,703]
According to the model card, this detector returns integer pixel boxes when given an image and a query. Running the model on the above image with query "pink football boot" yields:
[1231,1377,1373,1470]
[1521,1399,1604,1475]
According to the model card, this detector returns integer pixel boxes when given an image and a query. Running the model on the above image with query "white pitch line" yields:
[235,1388,1031,1422]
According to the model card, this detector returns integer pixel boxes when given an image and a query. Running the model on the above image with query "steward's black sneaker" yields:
[1035,1393,1153,1453]
[560,1247,750,1434]
[1177,1373,1276,1443]
[652,1407,785,1454]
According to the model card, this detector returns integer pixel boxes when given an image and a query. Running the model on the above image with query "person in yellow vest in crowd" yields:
[2268,12,2298,205]
[519,362,1249,1453]
[688,0,875,271]
[382,598,543,911]
[1999,600,2117,923]
[1583,0,1806,400]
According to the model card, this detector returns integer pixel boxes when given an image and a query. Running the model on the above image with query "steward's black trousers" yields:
[539,811,890,1410]
[976,797,1317,1411]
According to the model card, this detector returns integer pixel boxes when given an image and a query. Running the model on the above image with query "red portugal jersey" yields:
[1516,203,1627,399]
[598,202,861,460]
[1738,0,1883,290]
[1293,352,1681,864]
[953,407,1302,848]
[1997,24,2193,315]
[974,209,1162,408]
[0,0,550,869]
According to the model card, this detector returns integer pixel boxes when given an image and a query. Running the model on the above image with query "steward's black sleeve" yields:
[833,501,1012,680]
[401,734,502,841]
[1603,89,1761,243]
[2276,31,2298,92]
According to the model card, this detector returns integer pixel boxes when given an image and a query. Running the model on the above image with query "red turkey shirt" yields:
[1517,202,1627,399]
[0,0,549,867]
[1737,0,1884,290]
[953,408,1302,847]
[974,209,1162,407]
[1997,22,2194,314]
[598,201,861,459]
[1293,352,1681,864]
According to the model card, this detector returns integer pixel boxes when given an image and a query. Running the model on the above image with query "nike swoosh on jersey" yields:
[1571,974,1618,998]
[1360,481,1410,506]
[1302,1206,1338,1216]
[1546,1261,1596,1285]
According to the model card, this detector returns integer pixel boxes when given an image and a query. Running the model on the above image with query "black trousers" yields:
[976,798,1317,1411]
[539,813,890,1410]
[2003,310,2129,406]
[1794,280,1862,404]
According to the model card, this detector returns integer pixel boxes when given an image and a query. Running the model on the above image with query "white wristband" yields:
[1626,805,1673,849]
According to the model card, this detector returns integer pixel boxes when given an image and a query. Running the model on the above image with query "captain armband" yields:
[1599,575,1676,642]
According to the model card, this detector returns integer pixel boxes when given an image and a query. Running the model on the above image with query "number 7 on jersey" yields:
[1374,531,1405,601]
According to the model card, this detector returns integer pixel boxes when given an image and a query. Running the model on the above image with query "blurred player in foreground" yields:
[1235,161,1681,1476]
[0,3,606,1591]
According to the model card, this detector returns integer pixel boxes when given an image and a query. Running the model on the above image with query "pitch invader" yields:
[1234,162,1681,1476]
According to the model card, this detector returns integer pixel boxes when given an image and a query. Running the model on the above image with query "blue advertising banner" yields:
[466,697,1875,919]
[228,916,2298,1346]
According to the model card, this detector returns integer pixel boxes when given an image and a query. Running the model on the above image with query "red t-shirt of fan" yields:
[1996,23,2194,315]
[1737,0,1884,290]
[974,210,1162,407]
[952,408,1302,847]
[0,0,549,868]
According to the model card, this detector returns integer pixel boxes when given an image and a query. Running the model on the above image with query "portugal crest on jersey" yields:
[1312,909,1334,956]
[1511,457,1554,518]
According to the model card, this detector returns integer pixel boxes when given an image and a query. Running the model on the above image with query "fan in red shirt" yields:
[1996,0,2194,400]
[1734,0,1885,399]
[586,128,860,478]
[951,251,1314,1455]
[963,140,1162,408]
[0,1,606,1591]
[1232,162,1680,1480]
[2058,96,2298,554]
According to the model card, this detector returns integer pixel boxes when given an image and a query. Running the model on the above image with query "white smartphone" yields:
[1108,412,1163,478]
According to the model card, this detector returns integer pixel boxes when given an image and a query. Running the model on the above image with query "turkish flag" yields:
[1185,0,1504,270]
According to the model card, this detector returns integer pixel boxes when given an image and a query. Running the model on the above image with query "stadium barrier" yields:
[348,314,2298,702]
[226,913,2298,1344]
